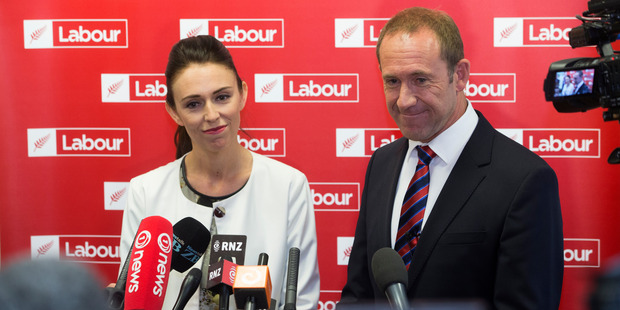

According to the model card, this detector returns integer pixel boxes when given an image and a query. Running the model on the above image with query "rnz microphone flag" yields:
[124,215,173,310]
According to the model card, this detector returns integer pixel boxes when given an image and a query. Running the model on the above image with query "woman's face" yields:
[166,62,247,153]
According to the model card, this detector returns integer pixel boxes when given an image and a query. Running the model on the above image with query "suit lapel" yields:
[374,138,410,248]
[407,111,496,286]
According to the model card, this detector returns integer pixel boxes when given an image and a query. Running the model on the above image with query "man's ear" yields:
[454,58,471,91]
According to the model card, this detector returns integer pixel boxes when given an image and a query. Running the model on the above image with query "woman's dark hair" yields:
[165,35,243,159]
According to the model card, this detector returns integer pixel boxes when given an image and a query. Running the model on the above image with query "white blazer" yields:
[119,152,320,309]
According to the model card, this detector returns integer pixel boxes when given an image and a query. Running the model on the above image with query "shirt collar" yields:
[407,100,478,165]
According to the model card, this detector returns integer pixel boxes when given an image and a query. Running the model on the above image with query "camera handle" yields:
[608,147,620,164]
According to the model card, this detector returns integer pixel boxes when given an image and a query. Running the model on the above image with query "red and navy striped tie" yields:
[395,145,436,270]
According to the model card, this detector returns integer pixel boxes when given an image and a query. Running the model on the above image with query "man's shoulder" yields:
[486,127,554,173]
[470,112,553,171]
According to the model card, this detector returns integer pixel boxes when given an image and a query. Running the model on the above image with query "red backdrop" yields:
[2,1,620,309]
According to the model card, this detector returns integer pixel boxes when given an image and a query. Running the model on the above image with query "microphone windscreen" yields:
[371,247,408,292]
[124,215,173,310]
[257,252,269,265]
[286,247,300,292]
[171,217,211,272]
[172,268,202,310]
[284,247,300,310]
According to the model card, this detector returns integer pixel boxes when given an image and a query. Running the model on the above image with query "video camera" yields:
[543,0,620,163]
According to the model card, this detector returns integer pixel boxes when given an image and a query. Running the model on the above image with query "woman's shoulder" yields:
[130,157,183,185]
[251,152,307,180]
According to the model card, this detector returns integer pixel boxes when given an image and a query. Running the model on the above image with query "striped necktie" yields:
[394,145,436,270]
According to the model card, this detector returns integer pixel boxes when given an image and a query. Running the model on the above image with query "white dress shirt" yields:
[390,101,479,247]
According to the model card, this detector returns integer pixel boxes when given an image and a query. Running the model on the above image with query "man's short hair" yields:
[376,7,464,78]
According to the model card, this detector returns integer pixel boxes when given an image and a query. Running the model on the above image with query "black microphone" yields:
[283,248,300,310]
[172,268,202,310]
[371,247,410,310]
[258,253,269,266]
[171,217,211,273]
[206,255,237,310]
[202,234,248,296]
[209,234,248,265]
[218,261,234,310]
[106,248,131,309]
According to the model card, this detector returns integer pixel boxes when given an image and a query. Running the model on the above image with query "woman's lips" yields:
[204,125,227,134]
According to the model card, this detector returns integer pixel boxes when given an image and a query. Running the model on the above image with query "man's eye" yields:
[385,79,399,87]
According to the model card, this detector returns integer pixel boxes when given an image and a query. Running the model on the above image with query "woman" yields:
[118,35,320,309]
[560,74,574,96]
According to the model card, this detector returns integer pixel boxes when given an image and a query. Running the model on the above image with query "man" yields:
[340,7,564,309]
[573,71,590,95]
[0,259,107,310]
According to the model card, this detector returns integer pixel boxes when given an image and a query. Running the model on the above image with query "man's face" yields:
[574,73,583,84]
[379,29,466,143]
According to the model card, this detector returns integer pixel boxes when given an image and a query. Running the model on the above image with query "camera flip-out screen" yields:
[553,68,595,98]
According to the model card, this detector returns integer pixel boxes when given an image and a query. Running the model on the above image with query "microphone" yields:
[206,256,238,310]
[283,247,300,310]
[124,215,173,310]
[105,216,166,310]
[172,267,202,310]
[106,228,137,309]
[234,253,272,310]
[202,234,247,291]
[209,234,248,265]
[171,217,211,273]
[106,257,130,309]
[371,247,410,310]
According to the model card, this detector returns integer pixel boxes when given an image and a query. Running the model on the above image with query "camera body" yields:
[543,0,620,122]
[543,0,620,163]
[544,55,620,119]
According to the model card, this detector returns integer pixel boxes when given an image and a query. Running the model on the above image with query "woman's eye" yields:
[186,101,200,108]
[216,94,231,102]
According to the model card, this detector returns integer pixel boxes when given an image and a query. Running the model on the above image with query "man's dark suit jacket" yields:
[574,82,590,95]
[340,111,564,309]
